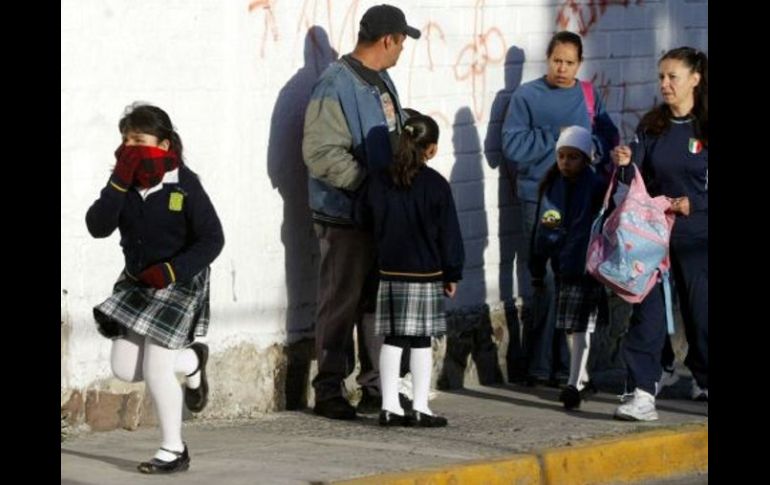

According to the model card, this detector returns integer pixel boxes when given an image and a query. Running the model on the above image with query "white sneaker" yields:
[691,381,708,401]
[614,388,658,421]
[655,367,680,396]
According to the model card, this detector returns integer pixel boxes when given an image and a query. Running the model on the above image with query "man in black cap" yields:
[302,4,420,420]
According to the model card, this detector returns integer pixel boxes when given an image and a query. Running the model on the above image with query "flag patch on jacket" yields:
[688,138,703,154]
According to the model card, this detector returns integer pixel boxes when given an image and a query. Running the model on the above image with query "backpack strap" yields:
[580,80,595,128]
[661,270,675,335]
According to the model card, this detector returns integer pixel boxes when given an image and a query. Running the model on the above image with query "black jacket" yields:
[355,166,464,283]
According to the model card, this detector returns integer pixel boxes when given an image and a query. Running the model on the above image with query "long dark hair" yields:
[389,114,439,188]
[639,47,708,146]
[118,102,185,162]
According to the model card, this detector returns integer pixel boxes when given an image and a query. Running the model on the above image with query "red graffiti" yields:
[590,71,657,140]
[453,0,506,121]
[248,0,280,58]
[589,71,612,105]
[556,0,643,36]
[407,22,446,109]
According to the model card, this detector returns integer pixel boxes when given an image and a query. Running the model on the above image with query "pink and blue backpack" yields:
[585,165,676,333]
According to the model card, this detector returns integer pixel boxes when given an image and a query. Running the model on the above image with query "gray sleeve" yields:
[302,92,366,191]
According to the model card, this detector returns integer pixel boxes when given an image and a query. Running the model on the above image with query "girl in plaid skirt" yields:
[86,103,224,474]
[356,113,465,428]
[529,126,608,411]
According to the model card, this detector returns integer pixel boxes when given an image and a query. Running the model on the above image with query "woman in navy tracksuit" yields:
[611,47,708,421]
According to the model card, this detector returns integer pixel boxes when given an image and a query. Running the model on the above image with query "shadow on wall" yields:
[266,26,338,410]
[449,107,487,309]
[483,45,529,382]
[437,107,502,390]
[483,45,525,303]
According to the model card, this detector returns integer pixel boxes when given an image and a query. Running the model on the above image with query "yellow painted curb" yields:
[333,454,541,485]
[331,424,707,485]
[541,423,707,484]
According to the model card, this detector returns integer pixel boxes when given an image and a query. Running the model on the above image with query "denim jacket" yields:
[302,57,406,225]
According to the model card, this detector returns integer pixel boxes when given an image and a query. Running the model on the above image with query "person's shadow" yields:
[437,107,502,390]
[482,46,529,383]
[266,26,338,410]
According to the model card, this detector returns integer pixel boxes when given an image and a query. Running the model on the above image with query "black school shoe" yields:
[559,385,582,410]
[137,445,190,474]
[559,381,598,410]
[314,396,357,420]
[184,343,209,413]
[410,410,448,427]
[378,410,412,427]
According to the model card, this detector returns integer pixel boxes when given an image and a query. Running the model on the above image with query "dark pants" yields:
[623,234,708,394]
[671,236,708,389]
[520,200,570,379]
[623,282,668,395]
[661,334,675,369]
[312,224,382,402]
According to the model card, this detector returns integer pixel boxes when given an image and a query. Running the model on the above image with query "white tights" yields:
[110,330,198,461]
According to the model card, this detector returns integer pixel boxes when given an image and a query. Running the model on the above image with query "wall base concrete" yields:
[61,298,690,433]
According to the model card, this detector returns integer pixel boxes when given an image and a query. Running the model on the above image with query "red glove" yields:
[110,144,143,191]
[138,262,176,289]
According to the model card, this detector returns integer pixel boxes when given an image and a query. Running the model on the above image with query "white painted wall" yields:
[61,0,707,391]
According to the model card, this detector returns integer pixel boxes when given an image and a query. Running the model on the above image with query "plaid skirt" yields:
[375,280,446,337]
[93,267,211,349]
[555,279,604,333]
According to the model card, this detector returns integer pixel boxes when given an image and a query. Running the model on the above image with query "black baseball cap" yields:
[359,4,421,41]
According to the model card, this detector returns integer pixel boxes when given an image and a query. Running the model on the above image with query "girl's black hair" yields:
[389,114,439,188]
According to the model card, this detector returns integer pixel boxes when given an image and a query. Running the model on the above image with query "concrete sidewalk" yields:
[61,382,707,484]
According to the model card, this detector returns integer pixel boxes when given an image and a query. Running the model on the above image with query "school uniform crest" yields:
[169,192,184,211]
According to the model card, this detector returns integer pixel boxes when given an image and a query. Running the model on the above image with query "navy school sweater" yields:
[86,165,225,284]
[355,166,465,283]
